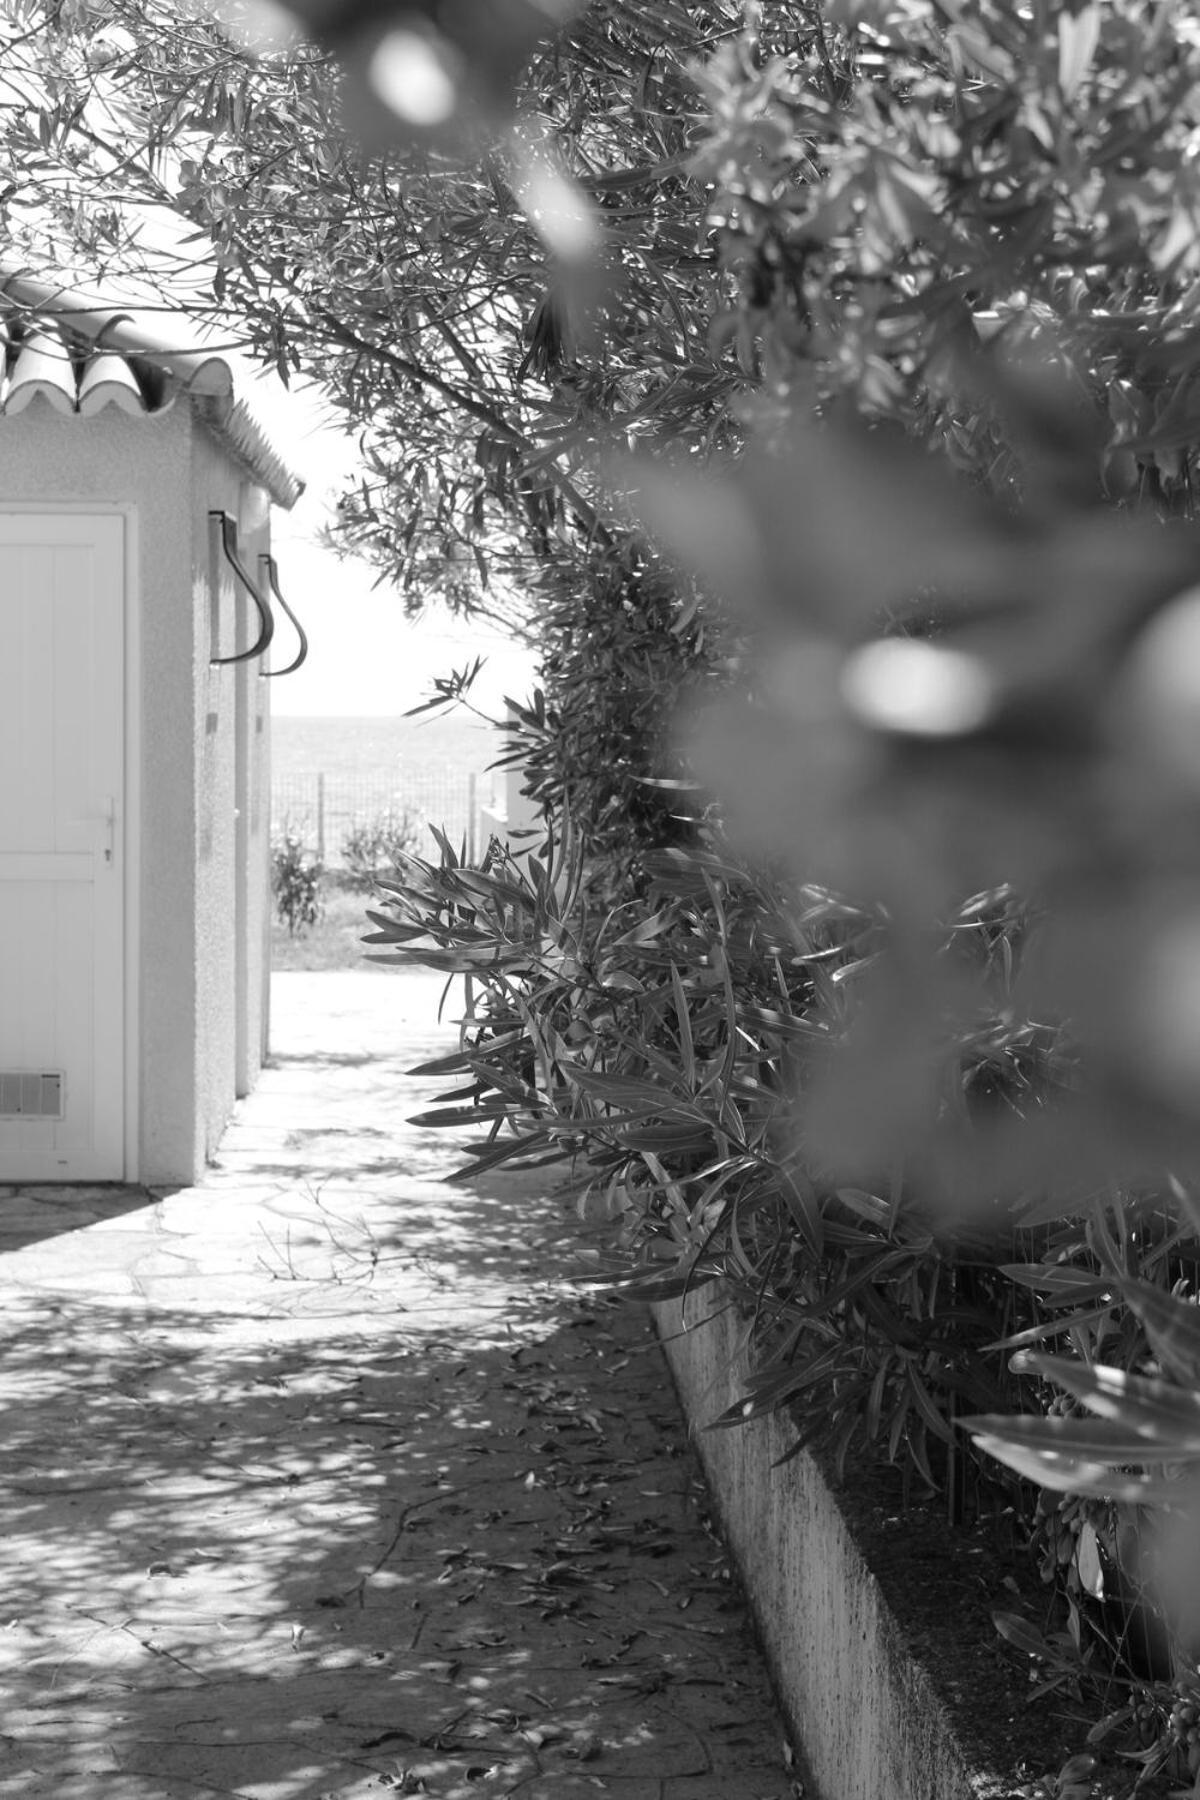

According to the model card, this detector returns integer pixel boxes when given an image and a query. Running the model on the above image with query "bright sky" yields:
[266,383,538,718]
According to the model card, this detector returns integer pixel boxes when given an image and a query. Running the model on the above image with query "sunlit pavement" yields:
[0,972,797,1800]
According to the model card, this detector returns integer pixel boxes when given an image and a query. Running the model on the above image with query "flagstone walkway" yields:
[0,972,798,1800]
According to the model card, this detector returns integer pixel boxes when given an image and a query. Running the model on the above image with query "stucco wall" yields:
[237,481,270,1102]
[0,399,272,1184]
[189,427,271,1171]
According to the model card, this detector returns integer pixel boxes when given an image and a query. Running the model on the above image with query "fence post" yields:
[317,771,326,863]
[467,771,477,864]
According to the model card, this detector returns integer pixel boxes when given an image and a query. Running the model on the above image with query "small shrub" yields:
[340,809,422,892]
[271,825,324,936]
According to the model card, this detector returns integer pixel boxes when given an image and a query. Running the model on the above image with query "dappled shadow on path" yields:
[0,1172,791,1800]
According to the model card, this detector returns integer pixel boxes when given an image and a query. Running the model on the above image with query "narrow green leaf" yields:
[1058,3,1101,99]
[992,1611,1055,1659]
[1010,1352,1200,1435]
[966,1435,1196,1504]
[906,1369,956,1447]
[670,962,696,1083]
[960,1409,1200,1461]
[1120,1277,1200,1384]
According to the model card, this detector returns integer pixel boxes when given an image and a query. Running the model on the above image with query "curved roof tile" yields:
[6,326,80,415]
[78,352,148,416]
[0,265,304,508]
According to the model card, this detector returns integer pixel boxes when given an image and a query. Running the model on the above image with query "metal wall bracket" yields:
[258,553,309,677]
[209,510,275,666]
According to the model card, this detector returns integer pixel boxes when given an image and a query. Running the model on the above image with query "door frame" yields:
[0,504,141,1181]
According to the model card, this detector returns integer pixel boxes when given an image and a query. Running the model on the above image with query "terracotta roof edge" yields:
[0,262,305,506]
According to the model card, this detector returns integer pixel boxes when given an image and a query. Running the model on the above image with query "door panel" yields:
[0,516,125,1180]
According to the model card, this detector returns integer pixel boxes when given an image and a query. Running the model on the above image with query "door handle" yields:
[71,798,116,863]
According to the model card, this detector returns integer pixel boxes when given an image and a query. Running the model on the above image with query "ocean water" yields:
[271,714,503,859]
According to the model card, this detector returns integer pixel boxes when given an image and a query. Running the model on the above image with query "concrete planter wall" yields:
[653,1284,986,1800]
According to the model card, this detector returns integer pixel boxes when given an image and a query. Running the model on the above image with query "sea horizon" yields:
[271,712,505,858]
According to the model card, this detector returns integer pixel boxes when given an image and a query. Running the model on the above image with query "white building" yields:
[0,265,304,1185]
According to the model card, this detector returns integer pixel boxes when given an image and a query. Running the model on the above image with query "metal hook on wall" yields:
[257,554,309,677]
[209,511,274,666]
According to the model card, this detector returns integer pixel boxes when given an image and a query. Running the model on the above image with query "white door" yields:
[0,514,125,1181]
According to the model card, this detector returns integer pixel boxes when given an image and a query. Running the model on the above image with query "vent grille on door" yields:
[0,1072,64,1119]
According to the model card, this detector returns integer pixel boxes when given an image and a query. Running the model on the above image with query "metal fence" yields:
[272,769,482,865]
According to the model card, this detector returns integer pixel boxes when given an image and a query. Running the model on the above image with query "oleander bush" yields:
[370,774,1200,1787]
[492,545,715,880]
[368,825,1050,1497]
[340,809,423,892]
[271,824,325,938]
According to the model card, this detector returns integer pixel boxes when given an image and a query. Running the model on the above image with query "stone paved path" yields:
[0,972,798,1800]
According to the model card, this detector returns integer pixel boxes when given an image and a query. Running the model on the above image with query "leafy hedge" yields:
[364,384,1200,1794]
[368,826,1046,1490]
[495,545,714,874]
[368,813,1200,1786]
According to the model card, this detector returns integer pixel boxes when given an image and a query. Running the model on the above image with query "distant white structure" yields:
[478,705,541,850]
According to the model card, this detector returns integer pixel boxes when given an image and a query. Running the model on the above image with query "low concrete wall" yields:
[653,1285,976,1800]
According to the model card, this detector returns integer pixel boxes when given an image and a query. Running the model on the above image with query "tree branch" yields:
[313,308,614,549]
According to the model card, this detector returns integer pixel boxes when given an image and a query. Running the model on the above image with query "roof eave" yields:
[0,262,305,509]
[196,394,306,510]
